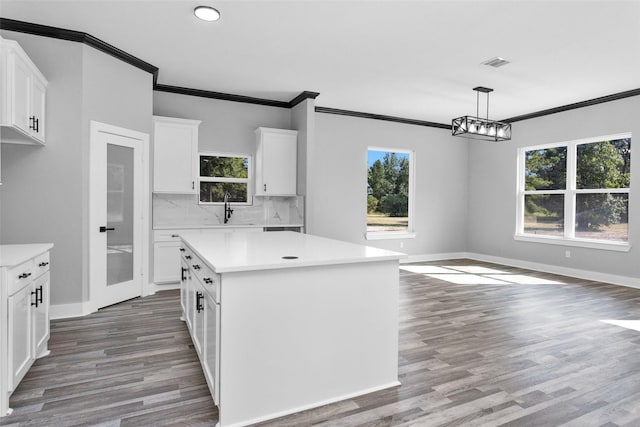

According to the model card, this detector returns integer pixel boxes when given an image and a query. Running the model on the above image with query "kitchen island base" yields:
[218,260,400,427]
[179,231,403,427]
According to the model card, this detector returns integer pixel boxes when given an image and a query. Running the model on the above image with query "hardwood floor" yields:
[3,259,640,426]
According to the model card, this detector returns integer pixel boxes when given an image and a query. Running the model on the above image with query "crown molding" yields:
[315,107,450,130]
[502,88,640,123]
[154,84,292,108]
[289,91,320,107]
[0,18,159,85]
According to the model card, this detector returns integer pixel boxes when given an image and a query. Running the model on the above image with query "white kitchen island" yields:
[179,231,405,427]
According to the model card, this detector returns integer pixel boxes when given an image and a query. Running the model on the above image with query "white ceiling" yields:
[2,0,639,125]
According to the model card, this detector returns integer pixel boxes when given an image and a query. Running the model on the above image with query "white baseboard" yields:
[50,301,95,320]
[466,252,640,290]
[402,252,468,263]
[405,251,640,290]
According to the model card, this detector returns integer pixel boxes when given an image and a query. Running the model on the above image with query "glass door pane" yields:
[106,144,134,286]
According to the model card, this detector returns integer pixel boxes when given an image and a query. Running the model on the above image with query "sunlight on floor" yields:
[400,264,567,286]
[601,319,640,332]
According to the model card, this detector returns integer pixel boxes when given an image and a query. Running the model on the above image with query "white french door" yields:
[90,121,149,310]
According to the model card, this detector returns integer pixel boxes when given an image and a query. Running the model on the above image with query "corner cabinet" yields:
[1,244,53,417]
[254,127,297,196]
[153,116,201,194]
[0,36,48,145]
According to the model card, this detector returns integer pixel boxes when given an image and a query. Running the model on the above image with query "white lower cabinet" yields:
[180,242,221,408]
[153,241,181,283]
[1,244,52,417]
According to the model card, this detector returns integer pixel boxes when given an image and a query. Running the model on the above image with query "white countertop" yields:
[0,243,54,268]
[181,231,406,273]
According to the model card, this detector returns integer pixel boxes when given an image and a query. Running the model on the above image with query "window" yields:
[366,148,415,239]
[199,153,251,204]
[517,134,631,250]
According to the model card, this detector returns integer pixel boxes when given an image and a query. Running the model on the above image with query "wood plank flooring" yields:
[3,259,640,426]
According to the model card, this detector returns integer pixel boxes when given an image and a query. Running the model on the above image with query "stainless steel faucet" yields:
[224,192,234,224]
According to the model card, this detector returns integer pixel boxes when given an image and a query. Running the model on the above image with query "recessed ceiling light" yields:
[194,6,220,22]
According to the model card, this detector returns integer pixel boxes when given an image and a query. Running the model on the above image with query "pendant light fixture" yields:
[194,5,221,21]
[452,87,511,142]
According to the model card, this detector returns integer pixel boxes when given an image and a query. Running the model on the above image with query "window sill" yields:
[514,234,631,252]
[366,232,416,241]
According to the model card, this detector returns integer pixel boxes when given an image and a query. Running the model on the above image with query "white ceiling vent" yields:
[483,57,510,68]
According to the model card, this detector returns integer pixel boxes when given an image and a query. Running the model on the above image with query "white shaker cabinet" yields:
[254,127,298,196]
[0,36,48,145]
[152,116,200,193]
[1,244,53,417]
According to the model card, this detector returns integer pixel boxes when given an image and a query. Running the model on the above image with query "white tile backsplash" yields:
[153,194,304,228]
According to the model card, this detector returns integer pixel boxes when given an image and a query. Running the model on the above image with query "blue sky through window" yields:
[368,150,409,167]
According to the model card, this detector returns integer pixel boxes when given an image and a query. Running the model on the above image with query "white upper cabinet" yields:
[0,36,48,145]
[254,127,298,196]
[153,116,201,194]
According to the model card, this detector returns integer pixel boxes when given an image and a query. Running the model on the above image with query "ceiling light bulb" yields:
[479,123,487,134]
[497,127,505,138]
[488,125,496,136]
[194,6,220,21]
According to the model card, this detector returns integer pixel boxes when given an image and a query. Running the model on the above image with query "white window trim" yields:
[515,132,632,251]
[198,151,252,205]
[365,147,416,240]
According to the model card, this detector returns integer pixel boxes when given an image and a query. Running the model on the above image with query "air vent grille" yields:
[483,57,510,68]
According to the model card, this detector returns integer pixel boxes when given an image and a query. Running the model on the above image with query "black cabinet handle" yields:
[38,261,49,267]
[264,184,267,192]
[18,272,32,279]
[185,255,192,260]
[99,226,115,232]
[37,285,43,304]
[31,290,38,307]
[29,116,35,130]
[203,277,213,284]
[192,181,195,190]
[179,248,185,252]
[35,117,39,133]
[181,267,187,282]
[192,264,201,270]
[196,292,204,313]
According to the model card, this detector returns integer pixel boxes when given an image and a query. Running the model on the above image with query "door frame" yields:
[88,121,150,313]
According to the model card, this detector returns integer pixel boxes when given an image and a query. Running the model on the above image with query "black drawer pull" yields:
[196,291,204,313]
[38,261,49,267]
[185,255,192,260]
[192,264,201,270]
[18,272,32,279]
[179,248,185,252]
[203,277,213,284]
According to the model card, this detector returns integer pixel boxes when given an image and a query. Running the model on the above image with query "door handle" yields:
[99,226,115,232]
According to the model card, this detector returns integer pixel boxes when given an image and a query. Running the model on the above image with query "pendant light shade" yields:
[452,87,511,142]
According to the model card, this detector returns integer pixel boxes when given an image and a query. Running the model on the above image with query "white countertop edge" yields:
[209,253,406,274]
[0,243,54,268]
[153,224,303,230]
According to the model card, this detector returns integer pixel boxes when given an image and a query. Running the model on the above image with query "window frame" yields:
[198,151,252,205]
[365,147,416,240]
[515,133,631,252]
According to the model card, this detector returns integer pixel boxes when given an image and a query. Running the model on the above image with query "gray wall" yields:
[467,96,639,279]
[153,91,291,156]
[0,31,153,305]
[310,112,469,255]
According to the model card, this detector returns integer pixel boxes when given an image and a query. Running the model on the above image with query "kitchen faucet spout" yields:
[224,192,234,224]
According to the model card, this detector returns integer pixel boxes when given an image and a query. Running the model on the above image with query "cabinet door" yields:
[30,76,46,143]
[204,294,220,404]
[192,282,205,357]
[32,272,50,358]
[153,119,199,193]
[256,129,297,196]
[11,52,31,135]
[153,241,181,283]
[8,284,33,392]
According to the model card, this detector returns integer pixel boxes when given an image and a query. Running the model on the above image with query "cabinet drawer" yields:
[8,259,34,296]
[192,262,219,303]
[34,251,50,277]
